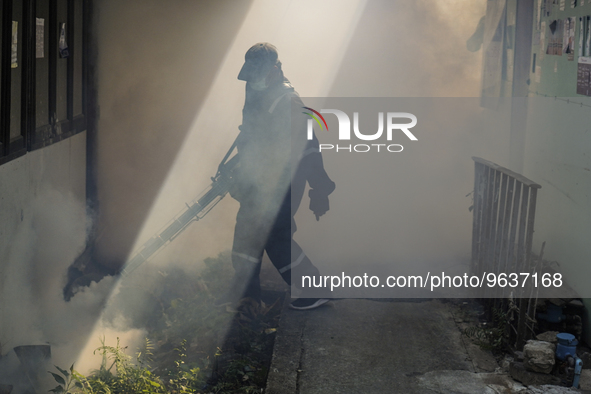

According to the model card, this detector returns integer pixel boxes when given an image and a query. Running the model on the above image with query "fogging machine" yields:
[120,142,239,275]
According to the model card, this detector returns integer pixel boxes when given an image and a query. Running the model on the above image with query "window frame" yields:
[0,0,90,165]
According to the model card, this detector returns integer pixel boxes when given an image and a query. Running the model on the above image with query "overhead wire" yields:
[528,89,591,108]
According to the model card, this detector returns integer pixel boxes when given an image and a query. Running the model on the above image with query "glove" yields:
[309,188,330,221]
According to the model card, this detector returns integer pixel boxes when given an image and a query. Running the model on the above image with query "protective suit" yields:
[228,43,335,308]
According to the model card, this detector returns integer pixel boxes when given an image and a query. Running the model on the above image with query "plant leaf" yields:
[55,365,70,378]
[49,372,66,385]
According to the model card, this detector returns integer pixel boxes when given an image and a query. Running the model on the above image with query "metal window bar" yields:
[471,157,541,349]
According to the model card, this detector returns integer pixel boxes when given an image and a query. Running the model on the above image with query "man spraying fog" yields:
[222,43,335,310]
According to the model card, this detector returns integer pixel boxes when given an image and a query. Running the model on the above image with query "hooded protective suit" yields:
[229,43,335,300]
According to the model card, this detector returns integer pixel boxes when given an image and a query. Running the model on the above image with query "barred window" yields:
[0,0,90,165]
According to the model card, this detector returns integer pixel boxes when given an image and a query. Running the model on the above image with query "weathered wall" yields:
[0,132,87,358]
[521,97,591,343]
[521,0,591,344]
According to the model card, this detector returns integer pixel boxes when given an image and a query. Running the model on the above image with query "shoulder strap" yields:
[268,92,293,113]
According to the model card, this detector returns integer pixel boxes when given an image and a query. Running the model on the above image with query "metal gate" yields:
[471,157,541,349]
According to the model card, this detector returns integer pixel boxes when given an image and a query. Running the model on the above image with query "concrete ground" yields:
[265,298,589,394]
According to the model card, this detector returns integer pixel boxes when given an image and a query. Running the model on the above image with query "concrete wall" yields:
[0,132,87,353]
[518,0,591,343]
[521,97,591,343]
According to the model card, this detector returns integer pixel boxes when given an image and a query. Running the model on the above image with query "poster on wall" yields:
[540,21,546,60]
[543,0,553,17]
[586,16,591,56]
[36,18,44,58]
[564,17,576,60]
[546,20,554,55]
[576,56,591,95]
[546,19,564,55]
[11,21,18,68]
[579,16,585,56]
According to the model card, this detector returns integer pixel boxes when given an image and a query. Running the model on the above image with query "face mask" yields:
[248,76,268,91]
